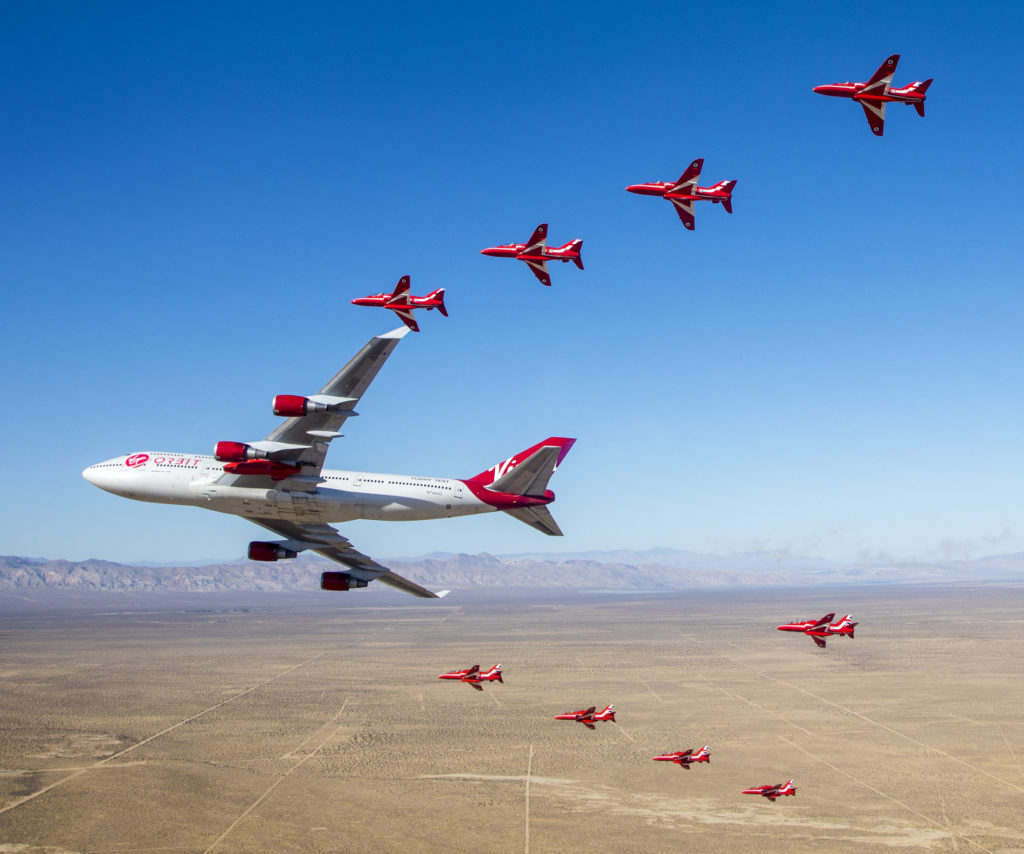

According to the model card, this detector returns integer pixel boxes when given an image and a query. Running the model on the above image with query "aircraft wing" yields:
[523,258,552,286]
[809,614,835,632]
[250,518,447,599]
[255,327,410,482]
[465,665,480,677]
[670,198,696,231]
[386,275,411,303]
[667,158,703,195]
[811,635,827,649]
[862,53,899,97]
[389,307,420,332]
[860,100,886,136]
[523,223,548,254]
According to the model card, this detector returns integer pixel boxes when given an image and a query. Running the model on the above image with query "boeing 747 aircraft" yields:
[84,327,575,598]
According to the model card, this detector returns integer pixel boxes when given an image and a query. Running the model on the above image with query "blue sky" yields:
[3,1,1023,564]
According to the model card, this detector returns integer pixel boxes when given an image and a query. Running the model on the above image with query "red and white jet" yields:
[480,223,584,286]
[554,704,615,730]
[778,613,857,648]
[813,54,932,136]
[437,664,503,691]
[350,276,447,332]
[625,158,737,231]
[83,327,575,598]
[743,780,796,801]
[651,746,710,769]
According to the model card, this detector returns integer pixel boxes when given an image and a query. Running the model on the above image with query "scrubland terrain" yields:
[0,584,1022,853]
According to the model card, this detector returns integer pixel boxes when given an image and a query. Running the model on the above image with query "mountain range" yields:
[1,549,1022,594]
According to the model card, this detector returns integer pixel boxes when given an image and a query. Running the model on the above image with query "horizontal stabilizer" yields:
[504,505,564,536]
[489,445,561,497]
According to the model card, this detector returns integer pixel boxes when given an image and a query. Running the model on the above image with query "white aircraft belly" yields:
[192,478,491,524]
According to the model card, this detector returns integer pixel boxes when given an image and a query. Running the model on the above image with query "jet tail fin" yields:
[468,438,575,493]
[466,437,575,536]
[570,239,584,270]
[428,288,448,317]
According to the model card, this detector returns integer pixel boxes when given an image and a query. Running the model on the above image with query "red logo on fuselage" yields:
[125,453,150,468]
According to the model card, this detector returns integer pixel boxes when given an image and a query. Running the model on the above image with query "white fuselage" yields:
[83,453,495,526]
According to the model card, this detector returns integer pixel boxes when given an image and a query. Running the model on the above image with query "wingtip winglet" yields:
[380,326,412,340]
[435,589,451,599]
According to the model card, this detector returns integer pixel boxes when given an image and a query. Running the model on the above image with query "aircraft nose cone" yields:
[812,85,826,94]
[82,460,126,494]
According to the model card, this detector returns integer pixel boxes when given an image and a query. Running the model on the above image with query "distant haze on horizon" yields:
[3,3,1023,566]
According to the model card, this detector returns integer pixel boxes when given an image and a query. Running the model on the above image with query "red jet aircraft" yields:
[626,158,736,231]
[480,223,584,286]
[554,704,615,730]
[351,276,447,332]
[813,54,932,136]
[652,746,710,769]
[743,780,796,801]
[436,664,503,691]
[778,613,857,648]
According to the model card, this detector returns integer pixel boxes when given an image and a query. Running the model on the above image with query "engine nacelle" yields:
[272,395,357,417]
[224,460,301,481]
[273,395,316,417]
[214,441,267,462]
[320,571,369,592]
[248,541,298,562]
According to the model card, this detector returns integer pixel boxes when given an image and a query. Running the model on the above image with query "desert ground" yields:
[0,583,1022,853]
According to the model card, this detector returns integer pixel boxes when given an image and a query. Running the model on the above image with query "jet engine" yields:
[214,441,267,462]
[272,395,358,417]
[248,541,298,562]
[224,460,301,481]
[320,571,369,592]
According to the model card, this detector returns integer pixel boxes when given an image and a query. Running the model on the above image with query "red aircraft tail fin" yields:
[569,239,584,270]
[912,79,932,116]
[465,438,576,489]
[720,181,737,213]
[427,288,448,317]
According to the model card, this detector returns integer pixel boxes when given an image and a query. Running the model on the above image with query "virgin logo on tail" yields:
[488,457,518,482]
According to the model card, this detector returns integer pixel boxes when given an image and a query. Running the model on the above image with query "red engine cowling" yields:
[321,571,369,592]
[248,542,298,562]
[224,460,301,481]
[215,441,267,462]
[272,395,353,417]
[272,395,311,417]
